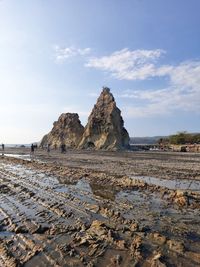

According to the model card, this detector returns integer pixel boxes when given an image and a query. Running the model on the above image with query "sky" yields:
[0,0,200,143]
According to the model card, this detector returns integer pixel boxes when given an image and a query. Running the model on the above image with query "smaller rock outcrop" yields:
[40,113,84,148]
[78,87,130,150]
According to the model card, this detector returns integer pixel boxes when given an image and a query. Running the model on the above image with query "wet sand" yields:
[0,148,200,266]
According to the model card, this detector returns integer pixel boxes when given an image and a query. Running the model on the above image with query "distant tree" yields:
[169,131,200,145]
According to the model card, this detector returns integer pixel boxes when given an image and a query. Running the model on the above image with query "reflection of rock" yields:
[78,87,130,150]
[40,113,84,148]
[90,182,117,201]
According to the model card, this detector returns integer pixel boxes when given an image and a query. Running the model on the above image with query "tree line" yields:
[159,132,200,145]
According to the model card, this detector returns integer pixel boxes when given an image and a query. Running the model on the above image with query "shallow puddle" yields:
[133,175,200,191]
[115,189,168,218]
[90,183,117,201]
[0,231,14,238]
[4,154,200,192]
[4,153,31,161]
[58,178,117,201]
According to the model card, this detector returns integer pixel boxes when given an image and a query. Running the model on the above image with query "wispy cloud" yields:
[54,45,91,63]
[54,46,200,117]
[86,48,165,80]
[85,48,200,117]
[120,61,200,117]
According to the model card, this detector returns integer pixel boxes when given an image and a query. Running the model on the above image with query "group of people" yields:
[43,143,67,154]
[30,143,67,160]
[1,142,67,160]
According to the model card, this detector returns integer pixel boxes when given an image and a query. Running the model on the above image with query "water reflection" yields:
[133,176,200,191]
[90,182,117,201]
[58,178,117,200]
[4,154,31,160]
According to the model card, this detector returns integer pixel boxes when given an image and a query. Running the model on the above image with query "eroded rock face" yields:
[40,113,84,148]
[40,134,49,147]
[78,87,130,150]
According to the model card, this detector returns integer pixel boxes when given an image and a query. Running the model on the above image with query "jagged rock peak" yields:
[40,113,84,148]
[78,87,130,150]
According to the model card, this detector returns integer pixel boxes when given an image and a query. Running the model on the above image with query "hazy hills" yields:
[130,136,166,145]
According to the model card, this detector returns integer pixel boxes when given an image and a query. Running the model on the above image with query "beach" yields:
[0,148,200,266]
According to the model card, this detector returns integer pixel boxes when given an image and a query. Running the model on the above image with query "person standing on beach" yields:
[61,143,66,153]
[30,143,34,160]
[47,144,50,155]
[2,143,4,156]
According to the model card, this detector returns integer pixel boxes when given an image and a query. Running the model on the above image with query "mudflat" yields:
[0,148,200,266]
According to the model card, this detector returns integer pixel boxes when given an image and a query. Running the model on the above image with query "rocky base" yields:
[0,151,200,267]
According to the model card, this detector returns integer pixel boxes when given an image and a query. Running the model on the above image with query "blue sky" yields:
[0,0,200,143]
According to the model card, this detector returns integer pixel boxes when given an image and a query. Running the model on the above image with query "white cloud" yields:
[120,61,200,117]
[54,45,91,63]
[54,46,200,118]
[86,48,165,80]
[86,48,200,117]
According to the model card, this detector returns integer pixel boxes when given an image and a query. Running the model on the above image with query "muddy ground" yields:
[0,148,200,267]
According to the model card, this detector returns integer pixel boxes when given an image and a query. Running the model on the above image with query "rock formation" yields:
[78,87,130,150]
[40,113,84,148]
[40,134,49,147]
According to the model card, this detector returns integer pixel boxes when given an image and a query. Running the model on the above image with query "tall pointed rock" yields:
[78,87,130,150]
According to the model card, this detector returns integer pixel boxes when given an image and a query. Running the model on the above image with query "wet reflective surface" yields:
[133,175,200,191]
[4,154,31,161]
[0,154,200,267]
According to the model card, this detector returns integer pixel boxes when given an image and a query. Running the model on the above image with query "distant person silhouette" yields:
[61,144,66,153]
[47,144,50,155]
[30,143,34,160]
[2,143,4,156]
